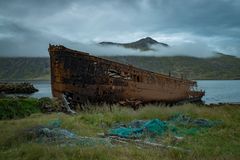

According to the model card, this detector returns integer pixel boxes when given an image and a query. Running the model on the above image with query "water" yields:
[6,80,240,104]
[0,80,52,99]
[30,81,52,98]
[197,80,240,104]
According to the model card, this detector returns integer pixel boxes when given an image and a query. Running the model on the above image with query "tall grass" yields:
[0,103,240,160]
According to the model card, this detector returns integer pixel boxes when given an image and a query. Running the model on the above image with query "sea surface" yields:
[5,80,240,104]
[197,80,240,104]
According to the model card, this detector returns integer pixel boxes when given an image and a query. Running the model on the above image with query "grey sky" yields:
[0,0,240,56]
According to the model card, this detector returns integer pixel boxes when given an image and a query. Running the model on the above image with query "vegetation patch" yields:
[0,104,239,159]
[0,98,40,119]
[0,97,65,120]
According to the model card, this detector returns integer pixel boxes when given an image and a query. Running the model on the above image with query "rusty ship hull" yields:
[49,45,204,106]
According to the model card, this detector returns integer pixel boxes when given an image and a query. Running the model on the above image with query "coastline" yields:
[1,80,239,105]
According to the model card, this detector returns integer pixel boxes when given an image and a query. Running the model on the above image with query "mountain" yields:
[99,37,169,51]
[0,57,50,80]
[0,54,240,80]
[104,54,240,80]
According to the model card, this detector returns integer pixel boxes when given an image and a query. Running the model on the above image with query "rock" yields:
[0,82,38,94]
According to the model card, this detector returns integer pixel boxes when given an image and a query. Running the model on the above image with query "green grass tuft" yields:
[0,98,40,120]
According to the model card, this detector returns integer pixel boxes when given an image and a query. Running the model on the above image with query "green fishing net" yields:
[108,114,221,139]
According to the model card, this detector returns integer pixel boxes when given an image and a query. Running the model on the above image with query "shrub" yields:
[0,98,40,120]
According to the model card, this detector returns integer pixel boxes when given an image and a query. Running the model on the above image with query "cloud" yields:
[0,19,73,56]
[0,0,240,56]
[62,39,214,58]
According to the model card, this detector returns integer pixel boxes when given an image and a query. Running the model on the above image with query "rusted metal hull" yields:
[48,45,204,106]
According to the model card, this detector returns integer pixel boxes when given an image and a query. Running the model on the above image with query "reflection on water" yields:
[3,80,240,104]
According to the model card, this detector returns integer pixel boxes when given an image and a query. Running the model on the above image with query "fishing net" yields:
[23,114,221,147]
[169,114,221,127]
[24,119,112,147]
[109,119,167,138]
[108,114,221,139]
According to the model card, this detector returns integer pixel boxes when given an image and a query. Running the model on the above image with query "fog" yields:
[63,41,215,58]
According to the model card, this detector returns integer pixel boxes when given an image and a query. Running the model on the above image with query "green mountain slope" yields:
[105,54,240,80]
[0,57,50,80]
[0,54,240,80]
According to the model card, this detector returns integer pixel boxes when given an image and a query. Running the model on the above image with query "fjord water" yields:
[197,80,240,104]
[29,80,240,104]
[29,81,52,98]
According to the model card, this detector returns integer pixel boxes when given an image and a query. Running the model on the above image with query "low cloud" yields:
[64,40,215,58]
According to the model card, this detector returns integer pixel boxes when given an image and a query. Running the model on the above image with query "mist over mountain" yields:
[1,35,239,80]
[60,37,216,57]
[0,36,236,58]
[99,37,169,51]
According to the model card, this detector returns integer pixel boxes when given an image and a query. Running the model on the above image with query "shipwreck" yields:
[49,45,204,107]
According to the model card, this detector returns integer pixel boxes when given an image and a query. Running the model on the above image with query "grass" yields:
[0,98,40,120]
[0,103,240,159]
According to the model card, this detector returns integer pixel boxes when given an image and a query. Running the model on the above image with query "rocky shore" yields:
[0,82,38,94]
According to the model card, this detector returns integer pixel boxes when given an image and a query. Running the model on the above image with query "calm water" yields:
[197,80,240,104]
[30,81,52,98]
[11,80,240,104]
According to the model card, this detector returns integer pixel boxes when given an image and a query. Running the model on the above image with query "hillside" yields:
[105,54,240,80]
[0,57,50,80]
[99,37,169,51]
[0,54,240,80]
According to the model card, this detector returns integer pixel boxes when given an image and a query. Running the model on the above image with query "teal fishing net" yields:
[109,119,167,138]
[108,114,221,139]
[24,114,221,147]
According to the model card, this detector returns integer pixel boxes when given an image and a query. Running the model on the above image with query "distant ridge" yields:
[0,54,240,80]
[214,52,236,58]
[99,37,169,51]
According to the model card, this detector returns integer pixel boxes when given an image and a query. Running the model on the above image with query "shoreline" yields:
[0,80,239,105]
[0,95,239,106]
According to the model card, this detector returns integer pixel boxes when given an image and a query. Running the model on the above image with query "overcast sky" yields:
[0,0,240,57]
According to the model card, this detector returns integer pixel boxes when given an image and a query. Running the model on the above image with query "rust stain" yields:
[48,44,204,107]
